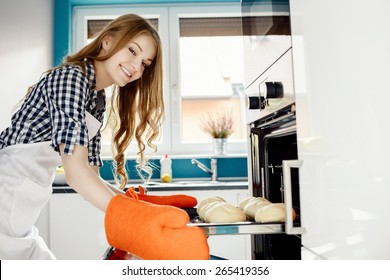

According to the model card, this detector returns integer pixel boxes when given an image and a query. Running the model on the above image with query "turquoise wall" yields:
[100,157,248,181]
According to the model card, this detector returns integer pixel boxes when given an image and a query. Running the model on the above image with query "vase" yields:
[213,138,227,155]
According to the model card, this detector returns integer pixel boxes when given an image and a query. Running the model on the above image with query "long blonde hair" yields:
[65,14,164,190]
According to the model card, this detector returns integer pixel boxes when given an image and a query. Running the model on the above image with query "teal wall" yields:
[100,157,248,181]
[53,0,240,66]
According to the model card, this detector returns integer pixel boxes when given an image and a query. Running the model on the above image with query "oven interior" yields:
[250,104,302,259]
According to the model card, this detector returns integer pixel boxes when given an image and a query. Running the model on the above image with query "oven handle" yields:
[282,159,306,235]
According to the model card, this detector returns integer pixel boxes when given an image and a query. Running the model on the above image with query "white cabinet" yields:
[49,193,108,260]
[148,187,252,260]
[289,0,390,259]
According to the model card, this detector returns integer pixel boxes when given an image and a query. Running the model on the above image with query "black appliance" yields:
[249,102,302,259]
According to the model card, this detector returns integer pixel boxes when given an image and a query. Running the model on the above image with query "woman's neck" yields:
[93,60,112,91]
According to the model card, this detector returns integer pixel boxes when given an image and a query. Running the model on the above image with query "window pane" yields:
[87,19,159,39]
[179,18,247,142]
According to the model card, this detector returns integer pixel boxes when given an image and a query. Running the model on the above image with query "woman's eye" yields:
[129,48,136,55]
[142,62,148,68]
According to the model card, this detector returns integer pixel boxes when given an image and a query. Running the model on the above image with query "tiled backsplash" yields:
[100,156,248,182]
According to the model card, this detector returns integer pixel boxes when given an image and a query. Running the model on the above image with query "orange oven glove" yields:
[105,194,209,260]
[125,186,197,208]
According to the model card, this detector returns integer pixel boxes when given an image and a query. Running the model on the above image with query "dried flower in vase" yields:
[199,109,234,139]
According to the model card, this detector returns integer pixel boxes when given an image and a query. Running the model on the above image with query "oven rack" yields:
[187,221,285,235]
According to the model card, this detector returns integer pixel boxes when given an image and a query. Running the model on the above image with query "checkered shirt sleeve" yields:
[47,66,90,156]
[0,62,105,166]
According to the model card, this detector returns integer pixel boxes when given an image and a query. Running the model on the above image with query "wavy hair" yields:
[65,14,164,190]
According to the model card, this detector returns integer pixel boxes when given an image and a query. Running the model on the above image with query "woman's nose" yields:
[129,62,140,75]
[130,61,143,78]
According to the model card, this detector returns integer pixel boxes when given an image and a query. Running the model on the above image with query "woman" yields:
[0,14,208,260]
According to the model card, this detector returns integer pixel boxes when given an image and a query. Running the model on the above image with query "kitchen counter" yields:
[142,180,248,191]
[52,178,248,193]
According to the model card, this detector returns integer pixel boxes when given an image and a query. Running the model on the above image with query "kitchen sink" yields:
[172,180,220,184]
[146,180,215,185]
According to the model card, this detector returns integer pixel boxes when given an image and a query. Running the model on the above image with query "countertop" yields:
[52,178,248,193]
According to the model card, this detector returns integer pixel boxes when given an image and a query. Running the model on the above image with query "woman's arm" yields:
[90,165,125,195]
[59,144,116,212]
[105,182,126,195]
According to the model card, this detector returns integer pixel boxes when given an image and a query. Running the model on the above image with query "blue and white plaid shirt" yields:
[0,61,106,166]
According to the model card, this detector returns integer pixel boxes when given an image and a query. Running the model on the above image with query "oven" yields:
[183,102,305,260]
[249,102,302,259]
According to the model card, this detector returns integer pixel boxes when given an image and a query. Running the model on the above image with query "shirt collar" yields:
[84,59,97,92]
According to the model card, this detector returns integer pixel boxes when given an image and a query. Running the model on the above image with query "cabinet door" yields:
[241,0,291,88]
[148,188,252,260]
[49,193,108,260]
[290,0,390,259]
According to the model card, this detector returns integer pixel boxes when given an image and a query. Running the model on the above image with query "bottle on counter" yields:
[160,154,172,183]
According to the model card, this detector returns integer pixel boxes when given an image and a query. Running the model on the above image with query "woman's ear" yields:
[102,35,113,51]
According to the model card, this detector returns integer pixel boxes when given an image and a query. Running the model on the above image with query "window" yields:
[73,4,247,156]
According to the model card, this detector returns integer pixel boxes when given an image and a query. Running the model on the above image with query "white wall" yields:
[0,0,53,131]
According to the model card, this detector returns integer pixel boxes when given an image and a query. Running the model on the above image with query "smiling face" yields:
[94,32,157,90]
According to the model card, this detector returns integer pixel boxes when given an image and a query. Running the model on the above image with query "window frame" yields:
[168,4,247,155]
[73,3,247,157]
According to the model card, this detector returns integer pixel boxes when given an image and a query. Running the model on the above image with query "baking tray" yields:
[187,160,306,236]
[187,220,284,235]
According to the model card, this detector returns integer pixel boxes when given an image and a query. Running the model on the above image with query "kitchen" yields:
[1,0,390,266]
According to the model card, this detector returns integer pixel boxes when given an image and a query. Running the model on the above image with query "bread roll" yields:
[198,201,223,219]
[239,196,269,209]
[197,196,225,215]
[203,202,247,223]
[243,199,271,220]
[254,203,296,222]
[238,197,255,209]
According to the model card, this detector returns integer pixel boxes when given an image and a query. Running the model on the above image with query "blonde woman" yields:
[0,14,208,260]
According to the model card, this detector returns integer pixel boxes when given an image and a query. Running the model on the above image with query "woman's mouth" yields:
[120,65,132,78]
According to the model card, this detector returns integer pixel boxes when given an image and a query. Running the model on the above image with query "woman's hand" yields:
[105,195,210,260]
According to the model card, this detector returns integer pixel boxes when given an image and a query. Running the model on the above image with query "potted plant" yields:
[199,109,234,155]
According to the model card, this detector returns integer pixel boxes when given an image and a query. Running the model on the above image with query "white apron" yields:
[0,112,101,260]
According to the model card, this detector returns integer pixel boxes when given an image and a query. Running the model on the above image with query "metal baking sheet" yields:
[187,221,284,235]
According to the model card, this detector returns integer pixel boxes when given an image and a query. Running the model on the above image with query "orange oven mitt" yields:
[125,186,197,208]
[105,194,209,260]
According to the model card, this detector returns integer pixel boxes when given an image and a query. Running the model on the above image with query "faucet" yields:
[191,158,218,181]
